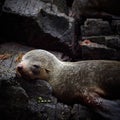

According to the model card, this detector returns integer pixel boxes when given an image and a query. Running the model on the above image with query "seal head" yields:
[16,49,60,80]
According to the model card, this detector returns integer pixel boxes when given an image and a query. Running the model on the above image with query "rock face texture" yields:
[0,0,73,56]
[72,0,120,19]
[0,0,120,60]
[71,0,120,61]
[0,0,120,119]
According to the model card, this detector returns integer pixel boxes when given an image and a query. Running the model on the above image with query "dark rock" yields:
[40,0,68,14]
[111,20,120,34]
[52,0,68,14]
[83,35,120,50]
[1,0,120,61]
[105,36,120,50]
[72,39,120,61]
[71,104,103,120]
[81,45,119,60]
[0,42,33,80]
[19,79,52,99]
[71,0,120,60]
[66,0,74,8]
[28,100,71,120]
[83,36,106,45]
[82,19,112,36]
[0,83,28,108]
[71,104,91,120]
[0,0,73,55]
[38,103,71,120]
[0,77,29,120]
[0,0,4,14]
[72,0,120,18]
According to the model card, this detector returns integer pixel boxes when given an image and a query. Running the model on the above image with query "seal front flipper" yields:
[80,88,105,111]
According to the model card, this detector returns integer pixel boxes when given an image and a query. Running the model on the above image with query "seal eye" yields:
[33,65,40,69]
[31,65,40,75]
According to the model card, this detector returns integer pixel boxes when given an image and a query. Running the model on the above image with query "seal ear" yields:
[45,69,50,73]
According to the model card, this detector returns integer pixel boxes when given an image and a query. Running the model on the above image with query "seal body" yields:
[16,49,120,108]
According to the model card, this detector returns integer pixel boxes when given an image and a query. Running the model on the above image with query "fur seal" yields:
[16,49,120,110]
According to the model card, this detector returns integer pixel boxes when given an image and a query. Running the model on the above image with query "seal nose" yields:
[17,64,23,72]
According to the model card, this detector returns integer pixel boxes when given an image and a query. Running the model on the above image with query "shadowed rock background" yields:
[0,0,120,120]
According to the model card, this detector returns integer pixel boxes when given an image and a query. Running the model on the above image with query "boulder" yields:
[82,19,112,36]
[0,0,73,54]
[0,0,5,14]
